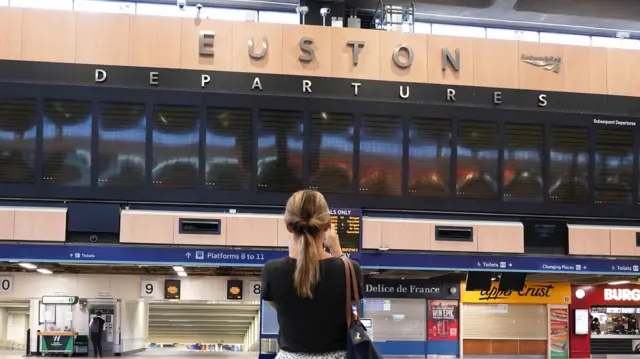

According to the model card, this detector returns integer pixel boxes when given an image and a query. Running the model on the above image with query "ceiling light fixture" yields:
[608,280,631,285]
[37,268,53,275]
[177,271,187,277]
[173,266,185,272]
[19,263,37,270]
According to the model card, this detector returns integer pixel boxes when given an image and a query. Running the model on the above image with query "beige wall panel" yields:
[330,27,380,80]
[380,220,431,250]
[430,223,478,252]
[180,18,233,71]
[362,218,382,249]
[172,214,226,246]
[610,228,640,257]
[120,211,174,244]
[21,9,76,63]
[0,7,23,60]
[518,42,563,91]
[14,208,66,242]
[0,208,14,241]
[606,48,640,97]
[282,25,332,77]
[568,226,610,256]
[232,22,283,74]
[129,15,182,68]
[76,12,130,66]
[277,219,292,247]
[226,216,278,247]
[562,46,607,94]
[477,224,524,253]
[427,35,474,86]
[378,31,428,83]
[473,39,518,89]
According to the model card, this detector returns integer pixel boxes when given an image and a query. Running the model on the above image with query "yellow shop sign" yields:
[460,282,571,304]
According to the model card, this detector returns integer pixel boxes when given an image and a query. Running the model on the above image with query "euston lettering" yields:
[477,284,554,301]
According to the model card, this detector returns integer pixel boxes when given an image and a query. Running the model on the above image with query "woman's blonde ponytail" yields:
[294,230,321,298]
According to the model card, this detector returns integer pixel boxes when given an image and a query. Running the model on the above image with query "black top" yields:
[261,256,364,353]
[92,317,105,335]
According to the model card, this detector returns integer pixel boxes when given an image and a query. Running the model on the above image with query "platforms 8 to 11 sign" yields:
[330,208,362,254]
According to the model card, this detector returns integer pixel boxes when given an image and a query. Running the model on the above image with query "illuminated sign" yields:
[164,279,181,300]
[330,208,362,253]
[604,288,640,301]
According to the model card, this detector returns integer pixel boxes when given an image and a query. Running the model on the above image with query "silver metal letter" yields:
[393,44,413,68]
[538,94,547,107]
[149,72,159,86]
[347,40,365,66]
[252,77,263,91]
[202,74,211,88]
[442,48,460,71]
[95,69,107,83]
[299,37,315,62]
[399,85,410,99]
[302,80,312,93]
[248,36,268,59]
[199,31,215,56]
[493,92,502,105]
[351,83,361,96]
[446,89,456,102]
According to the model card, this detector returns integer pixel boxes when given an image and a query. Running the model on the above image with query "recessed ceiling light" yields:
[608,280,631,285]
[19,263,37,270]
[37,268,52,275]
[177,271,187,277]
[173,266,185,272]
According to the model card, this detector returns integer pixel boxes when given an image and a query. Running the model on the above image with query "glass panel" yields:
[73,0,135,14]
[135,3,194,17]
[199,7,256,21]
[0,99,36,183]
[10,0,72,9]
[257,110,303,192]
[259,11,299,24]
[622,39,640,50]
[360,115,402,196]
[152,105,199,189]
[408,118,451,197]
[205,107,251,190]
[486,28,539,42]
[413,22,431,34]
[98,102,146,187]
[591,37,622,49]
[549,126,589,203]
[43,100,92,186]
[432,24,486,38]
[595,128,633,204]
[310,112,353,193]
[457,121,498,199]
[539,32,591,46]
[504,123,544,201]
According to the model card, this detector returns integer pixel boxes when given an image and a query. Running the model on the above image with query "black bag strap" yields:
[340,256,361,328]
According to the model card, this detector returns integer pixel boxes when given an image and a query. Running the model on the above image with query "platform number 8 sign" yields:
[250,281,261,298]
[0,277,12,294]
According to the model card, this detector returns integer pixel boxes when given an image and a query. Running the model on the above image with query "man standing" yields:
[89,311,105,358]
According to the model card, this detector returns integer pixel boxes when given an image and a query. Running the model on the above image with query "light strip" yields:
[36,268,52,274]
[608,280,631,285]
[19,263,37,270]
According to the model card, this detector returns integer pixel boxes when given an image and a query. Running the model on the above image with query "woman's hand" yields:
[324,227,343,257]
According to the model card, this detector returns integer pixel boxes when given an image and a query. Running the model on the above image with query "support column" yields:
[0,307,8,341]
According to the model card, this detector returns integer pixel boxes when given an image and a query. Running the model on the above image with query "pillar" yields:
[0,307,8,341]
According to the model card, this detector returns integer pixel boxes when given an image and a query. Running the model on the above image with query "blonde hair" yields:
[284,190,331,298]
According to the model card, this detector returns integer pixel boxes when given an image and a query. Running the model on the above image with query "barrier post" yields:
[25,328,30,356]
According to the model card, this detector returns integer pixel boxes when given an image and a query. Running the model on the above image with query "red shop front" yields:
[570,284,640,358]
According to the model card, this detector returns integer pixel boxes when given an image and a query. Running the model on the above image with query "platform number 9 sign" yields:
[0,277,12,294]
[141,280,159,298]
[250,281,261,298]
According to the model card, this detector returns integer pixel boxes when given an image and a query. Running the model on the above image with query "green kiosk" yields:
[39,296,80,356]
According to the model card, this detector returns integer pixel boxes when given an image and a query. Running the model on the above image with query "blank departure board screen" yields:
[330,208,362,253]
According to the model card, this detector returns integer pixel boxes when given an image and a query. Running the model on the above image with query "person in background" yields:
[89,311,105,358]
[261,190,363,359]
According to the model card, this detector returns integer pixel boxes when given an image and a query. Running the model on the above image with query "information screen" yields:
[330,208,362,253]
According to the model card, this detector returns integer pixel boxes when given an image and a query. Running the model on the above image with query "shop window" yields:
[151,105,199,189]
[359,115,402,196]
[0,99,36,184]
[43,100,92,186]
[257,110,304,192]
[503,123,544,201]
[549,126,589,203]
[408,118,451,197]
[594,128,633,204]
[97,102,146,187]
[363,298,426,341]
[310,112,354,193]
[73,0,135,14]
[456,121,498,199]
[205,107,251,191]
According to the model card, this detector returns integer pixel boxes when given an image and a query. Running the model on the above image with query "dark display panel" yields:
[504,123,544,201]
[595,128,633,204]
[205,107,251,190]
[330,209,361,253]
[98,102,146,187]
[457,121,498,199]
[310,112,354,193]
[0,99,36,184]
[43,100,92,186]
[408,118,451,197]
[257,110,304,192]
[550,125,589,203]
[360,115,402,196]
[152,105,199,189]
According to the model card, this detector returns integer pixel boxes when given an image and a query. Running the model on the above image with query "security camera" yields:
[320,7,331,16]
[196,3,203,10]
[296,6,309,15]
[177,0,186,10]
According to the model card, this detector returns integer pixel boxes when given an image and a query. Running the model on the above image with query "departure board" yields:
[330,208,362,253]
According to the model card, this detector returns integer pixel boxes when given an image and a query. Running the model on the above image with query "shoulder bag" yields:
[340,256,383,359]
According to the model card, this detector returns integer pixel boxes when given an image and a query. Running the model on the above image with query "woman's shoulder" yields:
[264,257,294,270]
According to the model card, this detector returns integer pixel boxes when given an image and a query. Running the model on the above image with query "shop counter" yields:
[38,331,77,355]
[590,334,640,356]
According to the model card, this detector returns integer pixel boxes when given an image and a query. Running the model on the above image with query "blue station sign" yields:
[0,242,639,275]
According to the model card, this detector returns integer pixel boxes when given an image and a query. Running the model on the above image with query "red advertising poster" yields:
[427,300,459,341]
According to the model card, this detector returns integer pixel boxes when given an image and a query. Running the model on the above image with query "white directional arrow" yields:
[185,252,192,258]
[508,263,512,267]
[477,262,481,267]
[69,254,74,258]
